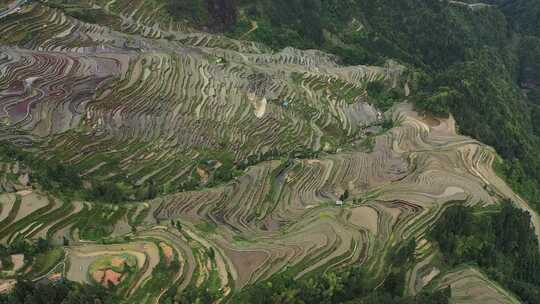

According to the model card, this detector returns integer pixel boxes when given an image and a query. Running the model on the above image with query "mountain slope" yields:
[0,1,539,304]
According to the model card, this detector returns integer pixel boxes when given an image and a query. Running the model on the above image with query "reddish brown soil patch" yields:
[48,273,62,282]
[159,242,173,264]
[103,269,122,286]
[92,268,124,288]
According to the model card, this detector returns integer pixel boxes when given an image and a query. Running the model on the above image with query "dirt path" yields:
[449,1,493,9]
[0,0,25,19]
[240,21,258,39]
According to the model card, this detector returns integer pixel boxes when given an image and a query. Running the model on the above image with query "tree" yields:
[207,247,215,260]
[0,280,118,304]
[430,202,540,302]
[340,189,350,201]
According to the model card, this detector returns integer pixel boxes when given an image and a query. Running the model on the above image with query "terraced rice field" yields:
[0,0,404,191]
[432,266,521,304]
[0,0,539,302]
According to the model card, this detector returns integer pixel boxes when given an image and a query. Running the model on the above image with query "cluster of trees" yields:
[429,202,540,303]
[233,266,450,304]
[0,238,50,258]
[0,141,157,204]
[0,238,48,271]
[168,0,209,25]
[44,1,114,25]
[231,0,368,56]
[224,0,508,67]
[496,0,540,37]
[0,280,118,304]
[1,238,63,284]
[237,149,281,170]
[168,0,237,31]
[85,179,156,204]
[495,159,540,212]
[366,80,403,111]
[175,281,222,304]
[0,142,81,192]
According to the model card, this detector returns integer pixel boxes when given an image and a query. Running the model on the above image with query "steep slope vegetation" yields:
[167,0,540,212]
